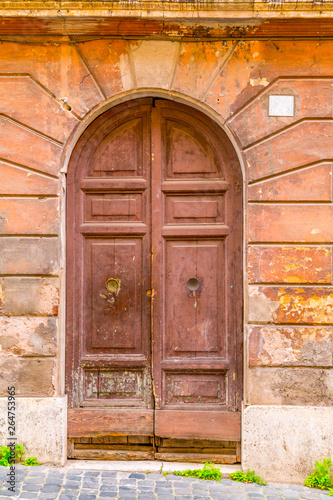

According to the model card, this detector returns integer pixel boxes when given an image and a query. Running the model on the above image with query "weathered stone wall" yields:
[0,35,332,472]
[1,37,332,397]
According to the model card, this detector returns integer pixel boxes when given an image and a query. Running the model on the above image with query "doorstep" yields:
[64,459,241,477]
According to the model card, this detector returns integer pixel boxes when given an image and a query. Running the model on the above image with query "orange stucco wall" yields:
[0,37,332,406]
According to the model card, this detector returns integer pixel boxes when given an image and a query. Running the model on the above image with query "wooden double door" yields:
[66,98,242,460]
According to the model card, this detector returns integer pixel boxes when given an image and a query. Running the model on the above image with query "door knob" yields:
[106,278,120,292]
[187,277,200,291]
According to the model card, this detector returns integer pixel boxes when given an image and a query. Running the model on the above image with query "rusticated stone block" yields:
[246,121,333,183]
[173,41,233,99]
[0,76,77,143]
[248,246,331,284]
[0,278,59,316]
[0,198,59,235]
[78,39,132,96]
[249,285,333,324]
[129,40,179,89]
[0,356,55,396]
[248,204,333,243]
[0,41,102,118]
[0,317,57,356]
[248,326,333,367]
[0,116,62,177]
[0,160,59,196]
[0,237,59,275]
[248,164,332,202]
[248,367,333,405]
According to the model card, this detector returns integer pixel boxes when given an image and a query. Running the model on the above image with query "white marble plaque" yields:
[269,95,294,117]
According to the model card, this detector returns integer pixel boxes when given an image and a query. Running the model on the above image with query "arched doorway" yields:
[66,98,243,462]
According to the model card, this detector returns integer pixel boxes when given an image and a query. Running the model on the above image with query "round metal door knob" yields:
[187,277,200,291]
[106,278,120,292]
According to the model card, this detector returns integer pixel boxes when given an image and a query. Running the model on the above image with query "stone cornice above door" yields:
[1,1,333,38]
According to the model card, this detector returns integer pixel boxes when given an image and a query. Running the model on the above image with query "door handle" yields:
[187,277,200,291]
[106,278,120,292]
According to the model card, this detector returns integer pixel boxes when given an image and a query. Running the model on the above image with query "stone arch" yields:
[61,89,246,179]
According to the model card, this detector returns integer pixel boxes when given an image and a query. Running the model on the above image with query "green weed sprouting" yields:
[174,462,222,481]
[230,469,267,485]
[21,457,41,466]
[304,458,333,493]
[0,444,24,467]
[0,443,40,466]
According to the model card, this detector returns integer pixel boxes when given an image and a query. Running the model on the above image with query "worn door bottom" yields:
[68,436,240,463]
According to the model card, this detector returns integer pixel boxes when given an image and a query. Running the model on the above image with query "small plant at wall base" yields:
[21,457,40,466]
[174,462,222,481]
[0,443,40,466]
[230,469,267,485]
[0,444,24,466]
[304,458,333,493]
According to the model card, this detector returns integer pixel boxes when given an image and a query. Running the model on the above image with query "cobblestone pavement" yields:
[0,467,331,500]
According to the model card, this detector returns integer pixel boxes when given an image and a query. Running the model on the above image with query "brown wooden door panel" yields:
[78,368,153,408]
[155,410,241,441]
[166,195,226,224]
[85,194,143,223]
[88,114,148,178]
[162,371,227,408]
[165,240,225,357]
[68,409,154,437]
[67,98,242,444]
[83,238,145,353]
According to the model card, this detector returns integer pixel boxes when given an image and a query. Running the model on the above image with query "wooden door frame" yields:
[63,92,245,448]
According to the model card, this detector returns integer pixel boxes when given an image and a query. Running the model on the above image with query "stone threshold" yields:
[63,459,241,477]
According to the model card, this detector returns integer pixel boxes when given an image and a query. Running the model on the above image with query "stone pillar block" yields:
[0,397,67,466]
[242,405,333,483]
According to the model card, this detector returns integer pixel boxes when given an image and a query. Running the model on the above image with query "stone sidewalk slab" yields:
[0,466,330,499]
